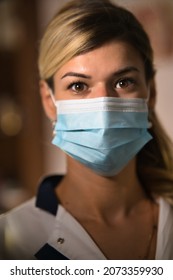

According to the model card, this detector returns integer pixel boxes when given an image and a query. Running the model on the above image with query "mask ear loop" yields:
[48,88,56,106]
[145,85,150,102]
[146,87,153,129]
[48,87,57,136]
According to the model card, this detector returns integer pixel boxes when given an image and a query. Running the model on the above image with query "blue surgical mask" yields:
[51,96,152,176]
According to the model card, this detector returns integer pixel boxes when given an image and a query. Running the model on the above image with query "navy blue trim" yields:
[36,175,63,215]
[35,243,69,260]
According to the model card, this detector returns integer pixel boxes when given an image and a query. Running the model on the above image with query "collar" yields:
[35,175,63,215]
[35,176,173,260]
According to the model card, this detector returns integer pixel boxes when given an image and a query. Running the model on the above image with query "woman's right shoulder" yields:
[0,197,56,260]
[0,197,37,223]
[0,196,55,229]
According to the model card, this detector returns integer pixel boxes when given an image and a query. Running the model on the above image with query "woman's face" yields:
[53,41,150,100]
[40,41,152,120]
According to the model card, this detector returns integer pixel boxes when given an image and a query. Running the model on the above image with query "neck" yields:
[56,156,148,222]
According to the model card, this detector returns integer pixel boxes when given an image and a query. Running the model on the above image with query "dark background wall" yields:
[0,0,44,211]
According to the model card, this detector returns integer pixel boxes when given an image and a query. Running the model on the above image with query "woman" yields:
[0,0,173,260]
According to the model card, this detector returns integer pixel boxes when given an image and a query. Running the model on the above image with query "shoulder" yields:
[0,175,63,259]
[156,197,173,259]
[0,198,55,260]
[0,197,55,232]
[158,197,173,219]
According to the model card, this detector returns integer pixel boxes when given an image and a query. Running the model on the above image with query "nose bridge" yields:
[94,83,117,98]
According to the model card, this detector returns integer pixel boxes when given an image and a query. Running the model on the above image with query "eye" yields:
[115,78,136,89]
[67,81,88,93]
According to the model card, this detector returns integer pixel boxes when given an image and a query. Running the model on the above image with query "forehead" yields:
[55,41,145,78]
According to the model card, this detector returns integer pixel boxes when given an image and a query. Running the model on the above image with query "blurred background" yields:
[0,0,173,213]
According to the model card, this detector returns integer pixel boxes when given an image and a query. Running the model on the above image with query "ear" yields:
[148,79,157,111]
[39,80,56,120]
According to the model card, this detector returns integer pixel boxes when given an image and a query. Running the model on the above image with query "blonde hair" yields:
[38,12,91,79]
[38,0,173,204]
[38,0,154,81]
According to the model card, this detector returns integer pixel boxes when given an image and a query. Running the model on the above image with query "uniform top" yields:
[0,175,173,260]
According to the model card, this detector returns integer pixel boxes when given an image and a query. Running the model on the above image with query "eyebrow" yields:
[61,66,140,80]
[113,66,140,76]
[61,72,91,79]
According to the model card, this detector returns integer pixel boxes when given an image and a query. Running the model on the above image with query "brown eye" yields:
[116,78,135,89]
[69,82,88,93]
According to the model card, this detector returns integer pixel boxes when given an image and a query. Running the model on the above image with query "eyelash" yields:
[114,77,136,89]
[67,81,88,93]
[66,77,137,94]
